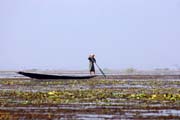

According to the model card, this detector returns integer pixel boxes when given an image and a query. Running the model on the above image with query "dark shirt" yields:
[88,57,96,63]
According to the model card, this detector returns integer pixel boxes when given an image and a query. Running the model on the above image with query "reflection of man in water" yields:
[88,54,96,75]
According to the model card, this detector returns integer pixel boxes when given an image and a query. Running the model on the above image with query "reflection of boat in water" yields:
[18,71,96,79]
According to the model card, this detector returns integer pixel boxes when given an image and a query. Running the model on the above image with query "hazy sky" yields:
[1,0,180,70]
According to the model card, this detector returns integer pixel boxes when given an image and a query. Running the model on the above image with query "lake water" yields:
[0,71,180,119]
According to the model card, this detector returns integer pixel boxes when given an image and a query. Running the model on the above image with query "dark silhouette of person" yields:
[88,54,96,75]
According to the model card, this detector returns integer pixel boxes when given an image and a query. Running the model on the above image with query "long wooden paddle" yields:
[95,63,106,78]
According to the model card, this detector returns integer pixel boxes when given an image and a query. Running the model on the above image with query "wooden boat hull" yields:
[18,71,96,79]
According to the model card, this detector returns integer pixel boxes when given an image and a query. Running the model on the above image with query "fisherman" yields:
[88,54,96,75]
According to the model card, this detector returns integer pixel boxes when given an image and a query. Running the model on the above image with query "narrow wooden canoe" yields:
[18,71,96,79]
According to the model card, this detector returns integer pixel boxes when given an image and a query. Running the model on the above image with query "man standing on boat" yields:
[88,54,96,75]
